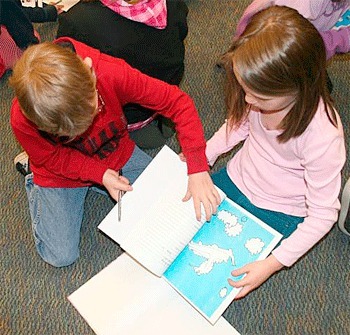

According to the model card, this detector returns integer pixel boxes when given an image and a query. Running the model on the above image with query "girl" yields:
[235,0,350,60]
[207,6,346,299]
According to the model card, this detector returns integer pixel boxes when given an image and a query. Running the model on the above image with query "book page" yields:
[98,146,190,275]
[120,180,205,276]
[98,148,184,245]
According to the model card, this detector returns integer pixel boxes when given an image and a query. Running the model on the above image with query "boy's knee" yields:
[45,255,78,268]
[36,243,79,268]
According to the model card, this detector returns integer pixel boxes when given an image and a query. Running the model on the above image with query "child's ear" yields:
[83,57,93,69]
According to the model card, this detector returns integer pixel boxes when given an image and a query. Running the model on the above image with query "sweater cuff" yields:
[80,161,109,185]
[271,248,291,267]
[184,148,209,175]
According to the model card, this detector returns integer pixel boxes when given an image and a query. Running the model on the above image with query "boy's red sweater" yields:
[11,37,208,188]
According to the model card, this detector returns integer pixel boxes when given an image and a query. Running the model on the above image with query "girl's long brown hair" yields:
[222,5,338,143]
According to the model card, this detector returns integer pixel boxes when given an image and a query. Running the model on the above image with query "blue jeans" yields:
[211,168,304,240]
[25,146,152,267]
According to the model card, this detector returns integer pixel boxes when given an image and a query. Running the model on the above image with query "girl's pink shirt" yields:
[206,101,345,267]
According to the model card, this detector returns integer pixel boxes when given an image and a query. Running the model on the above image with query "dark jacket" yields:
[0,0,38,48]
[0,0,57,48]
[57,0,188,85]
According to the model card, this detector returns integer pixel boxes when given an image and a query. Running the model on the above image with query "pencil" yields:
[118,169,123,222]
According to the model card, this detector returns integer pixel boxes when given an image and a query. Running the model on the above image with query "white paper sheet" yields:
[98,146,188,245]
[43,0,79,12]
[68,253,240,335]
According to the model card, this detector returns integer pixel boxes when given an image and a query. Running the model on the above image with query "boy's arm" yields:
[107,59,222,217]
[110,59,209,174]
[185,171,221,222]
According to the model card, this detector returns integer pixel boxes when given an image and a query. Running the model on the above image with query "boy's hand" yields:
[228,255,284,299]
[102,169,132,201]
[178,152,186,162]
[183,171,221,221]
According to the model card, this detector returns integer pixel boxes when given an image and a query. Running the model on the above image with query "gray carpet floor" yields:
[1,1,350,334]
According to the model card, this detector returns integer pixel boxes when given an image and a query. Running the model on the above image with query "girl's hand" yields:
[228,255,284,299]
[102,168,132,201]
[183,171,221,221]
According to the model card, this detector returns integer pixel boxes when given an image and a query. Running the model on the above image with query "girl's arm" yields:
[1,1,39,48]
[228,254,284,299]
[227,112,345,298]
[321,29,350,60]
[272,132,345,267]
[206,119,250,166]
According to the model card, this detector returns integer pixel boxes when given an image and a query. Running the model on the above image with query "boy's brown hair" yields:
[9,42,97,138]
[222,5,337,143]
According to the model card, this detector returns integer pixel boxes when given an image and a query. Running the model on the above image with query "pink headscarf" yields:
[100,0,168,29]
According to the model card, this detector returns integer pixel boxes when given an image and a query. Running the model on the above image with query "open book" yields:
[98,146,282,325]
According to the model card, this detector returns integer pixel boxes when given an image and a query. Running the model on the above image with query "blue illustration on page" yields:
[163,198,281,321]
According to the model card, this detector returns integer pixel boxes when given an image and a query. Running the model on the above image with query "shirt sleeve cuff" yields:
[183,148,209,175]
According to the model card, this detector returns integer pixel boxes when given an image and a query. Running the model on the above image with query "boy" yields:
[10,38,220,267]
